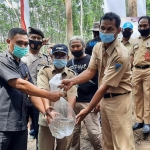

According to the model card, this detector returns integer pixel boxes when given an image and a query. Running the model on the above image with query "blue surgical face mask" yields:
[12,44,29,58]
[100,32,115,43]
[53,59,67,69]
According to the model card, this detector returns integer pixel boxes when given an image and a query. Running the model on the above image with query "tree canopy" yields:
[0,0,150,52]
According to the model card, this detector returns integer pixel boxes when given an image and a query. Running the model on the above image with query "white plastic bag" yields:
[48,73,76,139]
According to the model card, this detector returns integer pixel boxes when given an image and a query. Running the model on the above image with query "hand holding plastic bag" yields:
[48,73,76,139]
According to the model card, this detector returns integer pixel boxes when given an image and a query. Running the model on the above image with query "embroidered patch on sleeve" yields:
[114,61,123,72]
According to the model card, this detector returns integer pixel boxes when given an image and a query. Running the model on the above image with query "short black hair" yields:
[100,12,121,28]
[138,16,150,25]
[8,28,27,40]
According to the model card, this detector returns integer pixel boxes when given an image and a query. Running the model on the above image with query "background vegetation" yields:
[0,0,149,52]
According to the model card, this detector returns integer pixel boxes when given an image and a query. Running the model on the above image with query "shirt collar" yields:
[6,51,14,60]
[51,65,68,76]
[6,51,24,66]
[102,39,119,56]
[121,38,132,45]
[139,34,150,39]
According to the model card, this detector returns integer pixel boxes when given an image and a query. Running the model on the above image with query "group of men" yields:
[0,11,150,150]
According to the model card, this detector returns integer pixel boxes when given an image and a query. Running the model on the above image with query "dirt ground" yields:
[28,107,150,150]
[27,125,150,150]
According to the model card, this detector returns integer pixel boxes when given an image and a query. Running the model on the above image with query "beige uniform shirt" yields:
[37,65,77,127]
[88,39,132,93]
[22,52,52,85]
[121,38,133,52]
[130,35,150,66]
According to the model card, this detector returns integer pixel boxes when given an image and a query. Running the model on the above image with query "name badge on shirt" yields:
[145,52,150,60]
[146,42,150,50]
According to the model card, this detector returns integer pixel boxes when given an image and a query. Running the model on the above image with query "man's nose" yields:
[74,47,78,51]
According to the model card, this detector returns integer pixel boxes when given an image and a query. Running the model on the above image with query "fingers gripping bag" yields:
[49,73,76,139]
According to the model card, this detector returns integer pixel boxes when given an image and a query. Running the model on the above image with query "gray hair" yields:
[69,36,85,47]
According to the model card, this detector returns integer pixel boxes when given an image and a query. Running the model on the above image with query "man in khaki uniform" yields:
[21,27,52,149]
[131,16,150,133]
[61,12,135,150]
[121,22,133,51]
[37,44,77,150]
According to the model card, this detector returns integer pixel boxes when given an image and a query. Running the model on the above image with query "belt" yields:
[135,65,150,69]
[104,92,131,98]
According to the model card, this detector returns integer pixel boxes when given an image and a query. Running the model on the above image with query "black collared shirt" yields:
[0,51,33,131]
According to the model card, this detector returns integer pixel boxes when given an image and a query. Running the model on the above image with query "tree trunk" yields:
[65,0,73,58]
[65,0,73,41]
[127,0,137,17]
[80,0,83,37]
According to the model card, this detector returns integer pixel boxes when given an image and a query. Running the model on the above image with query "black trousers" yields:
[26,98,39,139]
[0,130,28,150]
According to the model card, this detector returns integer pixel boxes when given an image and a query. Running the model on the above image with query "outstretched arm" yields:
[61,68,97,91]
[8,78,63,102]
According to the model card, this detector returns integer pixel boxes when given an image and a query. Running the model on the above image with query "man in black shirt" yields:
[67,36,102,150]
[85,22,101,56]
[0,28,62,150]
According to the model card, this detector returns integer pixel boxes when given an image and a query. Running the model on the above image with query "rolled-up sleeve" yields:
[88,44,99,70]
[67,85,77,98]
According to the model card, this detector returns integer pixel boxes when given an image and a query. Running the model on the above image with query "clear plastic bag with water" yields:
[48,73,76,139]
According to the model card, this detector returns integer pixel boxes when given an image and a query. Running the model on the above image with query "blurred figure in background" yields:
[85,22,101,56]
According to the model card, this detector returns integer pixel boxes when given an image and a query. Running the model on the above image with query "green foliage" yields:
[146,0,150,16]
[0,0,103,50]
[0,43,7,53]
[1,0,150,53]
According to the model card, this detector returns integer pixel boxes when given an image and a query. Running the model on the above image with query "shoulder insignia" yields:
[114,61,123,72]
[133,44,139,49]
[68,68,76,75]
[146,42,150,48]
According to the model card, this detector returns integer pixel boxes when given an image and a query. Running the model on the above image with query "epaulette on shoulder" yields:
[116,44,122,56]
[42,65,51,70]
[68,68,76,75]
[42,53,48,58]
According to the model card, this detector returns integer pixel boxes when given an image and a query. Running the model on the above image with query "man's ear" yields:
[6,38,10,44]
[117,27,121,34]
[83,44,85,49]
[67,55,69,60]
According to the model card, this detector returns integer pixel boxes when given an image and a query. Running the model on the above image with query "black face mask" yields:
[122,31,132,38]
[29,39,43,50]
[71,50,83,58]
[138,28,150,37]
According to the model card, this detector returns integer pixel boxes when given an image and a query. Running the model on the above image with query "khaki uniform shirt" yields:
[22,52,52,85]
[121,38,133,52]
[37,65,77,127]
[130,35,150,66]
[88,39,132,93]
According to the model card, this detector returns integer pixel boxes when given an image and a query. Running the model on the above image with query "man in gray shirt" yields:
[0,28,62,150]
